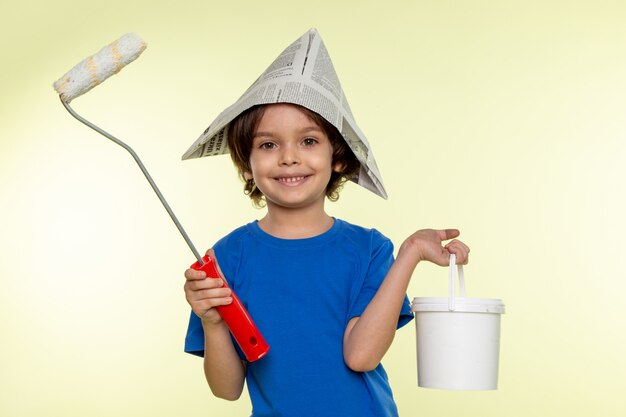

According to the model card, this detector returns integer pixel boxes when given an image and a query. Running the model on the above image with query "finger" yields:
[205,248,226,279]
[445,240,470,264]
[445,243,467,260]
[185,286,232,307]
[185,268,207,281]
[189,287,232,302]
[185,277,225,291]
[444,239,466,250]
[190,296,233,317]
[202,296,233,309]
[204,287,232,299]
[437,229,460,242]
[452,249,469,265]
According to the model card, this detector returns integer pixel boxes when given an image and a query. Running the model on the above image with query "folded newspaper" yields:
[182,28,387,199]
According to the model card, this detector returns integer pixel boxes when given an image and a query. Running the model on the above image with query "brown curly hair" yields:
[227,104,361,207]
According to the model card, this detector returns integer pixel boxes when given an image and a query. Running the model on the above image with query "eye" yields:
[302,137,319,147]
[259,141,277,150]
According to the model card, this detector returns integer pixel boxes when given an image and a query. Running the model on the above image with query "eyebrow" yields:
[253,126,324,139]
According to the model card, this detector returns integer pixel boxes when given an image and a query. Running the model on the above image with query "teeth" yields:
[279,176,305,183]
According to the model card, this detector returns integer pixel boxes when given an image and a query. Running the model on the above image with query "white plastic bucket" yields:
[411,254,505,390]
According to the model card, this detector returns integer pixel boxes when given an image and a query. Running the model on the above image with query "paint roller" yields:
[53,33,269,362]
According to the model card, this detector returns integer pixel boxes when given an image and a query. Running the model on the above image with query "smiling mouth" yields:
[276,175,309,184]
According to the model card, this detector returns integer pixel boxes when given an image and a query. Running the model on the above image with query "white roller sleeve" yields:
[53,33,147,102]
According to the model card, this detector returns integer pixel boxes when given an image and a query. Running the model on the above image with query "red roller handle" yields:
[190,255,269,362]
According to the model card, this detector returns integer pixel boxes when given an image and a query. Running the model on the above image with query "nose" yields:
[279,144,300,166]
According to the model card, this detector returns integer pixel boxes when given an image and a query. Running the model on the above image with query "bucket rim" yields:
[411,296,505,314]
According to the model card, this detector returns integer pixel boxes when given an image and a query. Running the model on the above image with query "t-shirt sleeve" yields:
[184,310,246,360]
[184,312,205,357]
[347,232,414,329]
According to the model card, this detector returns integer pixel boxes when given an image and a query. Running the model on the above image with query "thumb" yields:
[438,229,460,242]
[204,248,225,278]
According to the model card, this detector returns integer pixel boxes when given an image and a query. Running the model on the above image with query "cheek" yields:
[321,149,335,171]
[248,152,272,176]
[309,143,334,168]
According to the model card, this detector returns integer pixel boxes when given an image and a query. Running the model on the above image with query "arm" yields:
[343,229,470,372]
[184,249,246,400]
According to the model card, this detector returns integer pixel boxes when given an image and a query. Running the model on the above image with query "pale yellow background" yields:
[1,1,625,416]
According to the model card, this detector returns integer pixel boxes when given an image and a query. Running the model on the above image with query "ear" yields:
[332,162,345,173]
[243,171,253,181]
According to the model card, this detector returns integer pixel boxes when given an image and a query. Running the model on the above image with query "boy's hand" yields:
[183,249,233,324]
[399,229,470,267]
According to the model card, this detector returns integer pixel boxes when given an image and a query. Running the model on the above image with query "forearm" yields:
[343,247,420,371]
[343,229,469,372]
[202,320,246,400]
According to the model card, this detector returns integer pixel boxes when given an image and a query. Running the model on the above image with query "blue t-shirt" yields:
[185,219,413,417]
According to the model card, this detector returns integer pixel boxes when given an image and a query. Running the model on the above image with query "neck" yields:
[258,201,333,239]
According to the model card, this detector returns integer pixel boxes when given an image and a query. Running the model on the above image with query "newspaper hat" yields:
[182,28,387,199]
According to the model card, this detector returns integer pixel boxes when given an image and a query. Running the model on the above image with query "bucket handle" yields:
[448,253,466,311]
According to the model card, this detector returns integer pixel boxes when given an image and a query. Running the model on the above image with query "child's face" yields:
[245,104,336,211]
